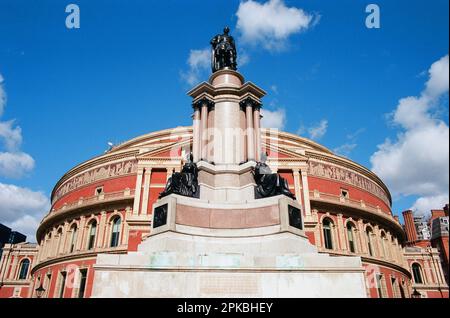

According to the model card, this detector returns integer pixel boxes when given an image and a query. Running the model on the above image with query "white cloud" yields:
[371,55,449,217]
[0,120,23,151]
[237,50,250,67]
[0,73,35,179]
[188,49,210,70]
[0,151,35,178]
[308,119,328,140]
[261,108,286,130]
[0,72,48,242]
[180,48,210,85]
[0,182,50,242]
[333,143,357,157]
[333,128,365,157]
[236,0,315,51]
[411,194,449,218]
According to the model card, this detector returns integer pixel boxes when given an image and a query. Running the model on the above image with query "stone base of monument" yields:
[92,194,367,298]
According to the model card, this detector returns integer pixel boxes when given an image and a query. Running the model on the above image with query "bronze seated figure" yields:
[159,153,200,199]
[253,157,295,200]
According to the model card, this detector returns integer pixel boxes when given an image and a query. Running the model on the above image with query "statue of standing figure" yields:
[210,27,237,73]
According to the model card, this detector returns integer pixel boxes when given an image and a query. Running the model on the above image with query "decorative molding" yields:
[53,160,138,203]
[307,160,390,207]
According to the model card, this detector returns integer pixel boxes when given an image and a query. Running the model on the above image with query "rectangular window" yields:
[58,271,67,298]
[78,269,88,298]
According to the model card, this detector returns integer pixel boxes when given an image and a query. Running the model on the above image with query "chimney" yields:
[402,210,418,243]
[430,209,445,224]
[394,215,400,223]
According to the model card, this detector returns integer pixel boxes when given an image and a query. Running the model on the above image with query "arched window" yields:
[87,221,97,250]
[110,217,121,248]
[366,227,374,256]
[412,263,423,284]
[322,218,333,250]
[18,259,30,280]
[70,225,78,253]
[346,222,356,253]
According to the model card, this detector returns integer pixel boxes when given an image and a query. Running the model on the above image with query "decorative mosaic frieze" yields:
[53,160,137,202]
[308,160,390,206]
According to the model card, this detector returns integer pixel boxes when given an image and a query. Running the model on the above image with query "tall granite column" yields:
[242,98,255,161]
[192,105,201,162]
[200,100,209,160]
[253,105,262,161]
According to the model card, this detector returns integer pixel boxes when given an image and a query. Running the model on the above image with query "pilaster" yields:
[140,168,152,215]
[300,167,311,216]
[133,167,144,215]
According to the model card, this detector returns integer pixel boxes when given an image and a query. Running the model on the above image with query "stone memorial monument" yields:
[92,28,367,298]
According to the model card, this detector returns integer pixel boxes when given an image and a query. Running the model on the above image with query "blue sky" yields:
[0,0,448,240]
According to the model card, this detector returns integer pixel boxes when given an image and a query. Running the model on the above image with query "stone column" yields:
[300,168,311,216]
[201,101,209,160]
[253,106,262,161]
[293,169,302,205]
[337,214,346,251]
[123,207,132,245]
[132,167,144,215]
[207,103,215,163]
[0,251,9,279]
[373,225,381,257]
[243,99,255,161]
[76,216,86,251]
[192,105,201,162]
[140,168,152,215]
[50,228,57,258]
[97,211,107,248]
[239,105,247,163]
[61,221,70,254]
[357,220,367,255]
[436,255,446,284]
[9,254,19,280]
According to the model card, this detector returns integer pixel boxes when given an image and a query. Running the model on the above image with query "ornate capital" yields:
[239,97,261,109]
[193,97,214,110]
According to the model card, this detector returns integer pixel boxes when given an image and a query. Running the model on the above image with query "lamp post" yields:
[35,284,46,298]
[411,288,422,298]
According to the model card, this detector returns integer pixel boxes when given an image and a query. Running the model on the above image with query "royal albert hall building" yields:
[16,126,420,298]
[0,35,448,298]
